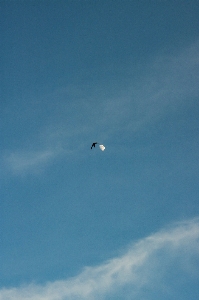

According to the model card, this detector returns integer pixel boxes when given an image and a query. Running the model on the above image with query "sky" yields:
[0,1,199,299]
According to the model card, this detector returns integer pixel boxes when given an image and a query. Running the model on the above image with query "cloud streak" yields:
[1,218,199,300]
[2,39,199,175]
[3,149,56,175]
[101,39,199,133]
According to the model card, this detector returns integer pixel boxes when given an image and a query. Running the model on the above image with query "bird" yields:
[99,144,105,151]
[91,142,98,149]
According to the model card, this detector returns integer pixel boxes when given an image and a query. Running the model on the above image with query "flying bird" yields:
[91,142,98,149]
[91,142,105,151]
[99,144,105,151]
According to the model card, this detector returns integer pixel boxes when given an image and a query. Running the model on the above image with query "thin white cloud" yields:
[1,218,199,300]
[2,39,199,175]
[3,149,56,175]
[100,39,199,133]
[1,124,89,176]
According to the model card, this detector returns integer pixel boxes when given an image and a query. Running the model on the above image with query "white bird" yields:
[99,144,105,151]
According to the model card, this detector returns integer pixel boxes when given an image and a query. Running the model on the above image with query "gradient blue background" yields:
[1,1,199,298]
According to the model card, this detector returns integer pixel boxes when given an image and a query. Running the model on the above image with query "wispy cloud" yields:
[1,124,90,176]
[1,218,199,300]
[100,39,199,133]
[2,39,199,175]
[3,149,57,175]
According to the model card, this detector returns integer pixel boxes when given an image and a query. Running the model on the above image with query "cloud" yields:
[1,123,90,176]
[100,39,199,133]
[3,149,57,175]
[2,39,199,176]
[1,218,199,300]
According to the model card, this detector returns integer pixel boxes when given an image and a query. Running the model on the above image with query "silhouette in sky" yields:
[91,143,105,151]
[91,142,98,149]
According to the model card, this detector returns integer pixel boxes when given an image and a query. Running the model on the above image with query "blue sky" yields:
[1,1,199,299]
